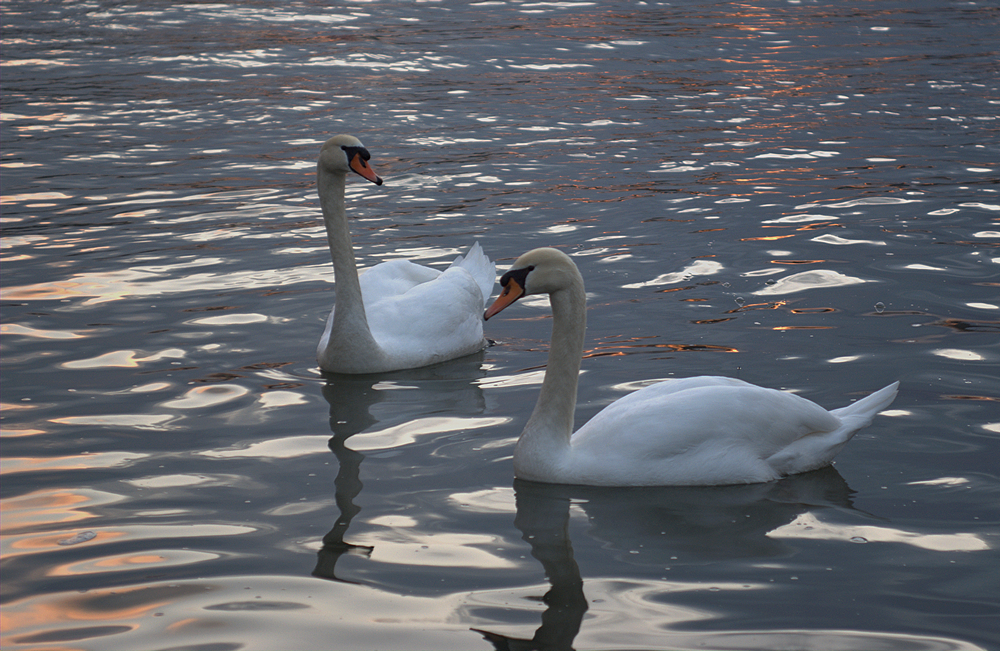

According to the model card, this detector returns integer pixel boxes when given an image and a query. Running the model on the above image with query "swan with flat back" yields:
[484,247,899,487]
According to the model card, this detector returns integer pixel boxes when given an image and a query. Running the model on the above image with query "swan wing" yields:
[358,259,441,303]
[363,260,488,367]
[568,379,847,485]
[359,242,494,309]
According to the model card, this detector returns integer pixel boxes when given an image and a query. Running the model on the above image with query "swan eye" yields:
[499,265,533,290]
[340,145,371,163]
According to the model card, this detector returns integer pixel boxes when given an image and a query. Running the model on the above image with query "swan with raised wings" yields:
[315,135,494,373]
[484,247,898,486]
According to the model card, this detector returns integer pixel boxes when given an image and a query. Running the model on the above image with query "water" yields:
[2,1,998,649]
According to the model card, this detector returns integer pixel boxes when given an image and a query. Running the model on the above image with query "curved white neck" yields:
[317,167,383,367]
[516,278,586,470]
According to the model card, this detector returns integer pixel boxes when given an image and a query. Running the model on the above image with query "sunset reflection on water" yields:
[2,0,997,649]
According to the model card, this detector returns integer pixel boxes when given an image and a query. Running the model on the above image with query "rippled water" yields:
[2,1,999,649]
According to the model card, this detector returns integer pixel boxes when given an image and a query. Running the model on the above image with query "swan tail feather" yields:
[765,381,899,477]
[451,241,496,308]
[829,381,900,428]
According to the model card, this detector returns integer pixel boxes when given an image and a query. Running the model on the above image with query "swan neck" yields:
[525,280,587,443]
[318,169,362,301]
[317,166,380,362]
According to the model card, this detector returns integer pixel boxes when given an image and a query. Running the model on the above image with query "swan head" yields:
[484,247,579,320]
[318,134,383,185]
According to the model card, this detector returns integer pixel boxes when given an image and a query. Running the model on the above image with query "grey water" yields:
[2,1,999,649]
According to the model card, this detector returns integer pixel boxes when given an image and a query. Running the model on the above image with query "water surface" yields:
[2,1,999,649]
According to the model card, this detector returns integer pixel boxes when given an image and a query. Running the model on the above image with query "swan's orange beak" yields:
[349,151,383,185]
[484,280,524,320]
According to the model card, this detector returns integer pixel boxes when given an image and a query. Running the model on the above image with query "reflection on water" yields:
[2,0,998,648]
[473,470,989,651]
[313,377,379,583]
[313,358,494,583]
[474,481,588,651]
[769,512,989,553]
[753,268,871,295]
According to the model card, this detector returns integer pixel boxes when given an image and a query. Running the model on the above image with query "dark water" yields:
[2,1,999,649]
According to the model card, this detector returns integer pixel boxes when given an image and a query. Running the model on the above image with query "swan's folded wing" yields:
[363,264,487,365]
[574,382,841,462]
[320,260,439,345]
[566,382,847,485]
[358,259,441,304]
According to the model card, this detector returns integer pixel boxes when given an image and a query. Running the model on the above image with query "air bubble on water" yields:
[875,301,885,313]
[850,536,868,544]
[735,296,745,307]
[765,278,776,285]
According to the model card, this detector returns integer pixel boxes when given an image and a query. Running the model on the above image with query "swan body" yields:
[484,247,898,486]
[315,135,494,373]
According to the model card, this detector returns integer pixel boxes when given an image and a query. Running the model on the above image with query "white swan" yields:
[484,247,899,486]
[315,135,495,373]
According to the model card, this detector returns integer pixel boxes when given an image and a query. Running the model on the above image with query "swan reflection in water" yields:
[311,354,488,582]
[475,467,860,651]
[311,376,378,583]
